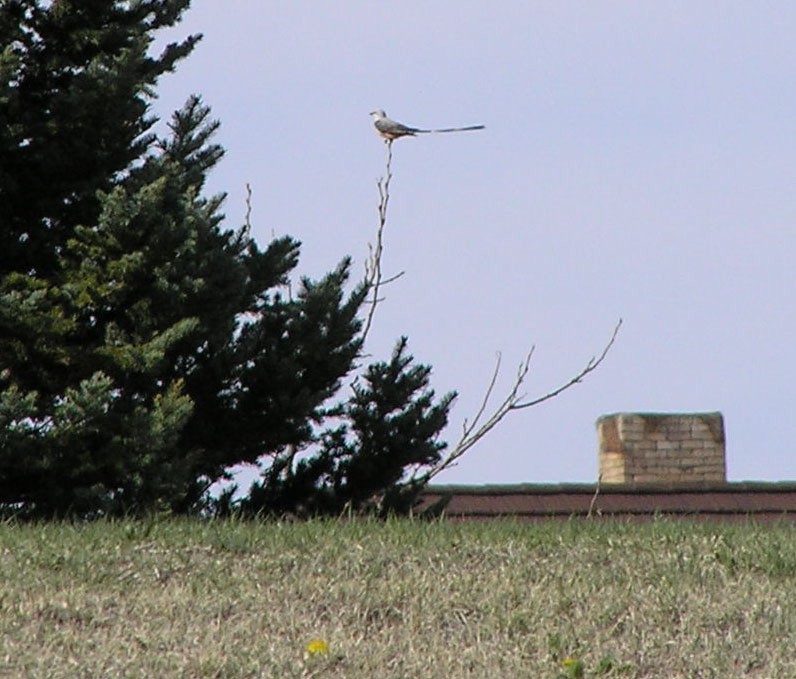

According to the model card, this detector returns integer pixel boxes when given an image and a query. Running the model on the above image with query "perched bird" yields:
[369,109,485,141]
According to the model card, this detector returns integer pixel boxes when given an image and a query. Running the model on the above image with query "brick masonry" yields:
[597,412,726,484]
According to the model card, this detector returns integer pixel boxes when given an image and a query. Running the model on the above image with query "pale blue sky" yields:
[154,2,795,485]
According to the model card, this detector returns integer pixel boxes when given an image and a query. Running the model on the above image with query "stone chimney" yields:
[597,412,726,484]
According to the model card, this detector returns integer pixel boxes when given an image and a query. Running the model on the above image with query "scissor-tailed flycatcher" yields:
[370,109,485,141]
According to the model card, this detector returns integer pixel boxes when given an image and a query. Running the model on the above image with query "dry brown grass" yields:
[1,517,795,678]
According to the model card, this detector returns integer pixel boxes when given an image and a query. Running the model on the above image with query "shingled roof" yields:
[418,482,796,522]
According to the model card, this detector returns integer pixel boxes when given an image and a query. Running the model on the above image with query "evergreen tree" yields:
[0,1,454,517]
[241,338,456,517]
[0,0,204,514]
[0,0,198,276]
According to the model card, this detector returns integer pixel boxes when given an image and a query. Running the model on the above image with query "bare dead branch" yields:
[361,140,405,344]
[462,351,504,436]
[419,319,622,483]
[245,183,292,302]
[381,271,406,286]
[357,134,621,501]
[587,473,602,519]
[512,318,622,410]
[244,182,253,234]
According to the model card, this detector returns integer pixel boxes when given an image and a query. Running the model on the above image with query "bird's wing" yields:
[375,117,422,136]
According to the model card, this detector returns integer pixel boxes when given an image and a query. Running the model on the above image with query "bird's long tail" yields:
[417,125,485,134]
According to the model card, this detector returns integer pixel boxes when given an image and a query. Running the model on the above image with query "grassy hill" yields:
[2,517,795,678]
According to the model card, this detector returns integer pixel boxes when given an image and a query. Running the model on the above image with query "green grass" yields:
[1,517,795,678]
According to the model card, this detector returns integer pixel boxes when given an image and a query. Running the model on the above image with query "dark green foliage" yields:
[0,1,454,517]
[241,338,456,517]
[0,0,206,515]
[0,0,199,276]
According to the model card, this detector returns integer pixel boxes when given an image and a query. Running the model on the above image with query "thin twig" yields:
[512,320,622,410]
[246,182,292,302]
[461,351,505,436]
[587,473,602,519]
[362,140,405,344]
[357,132,621,501]
[244,182,253,234]
[420,319,622,483]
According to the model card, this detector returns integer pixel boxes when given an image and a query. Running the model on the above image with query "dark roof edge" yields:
[425,481,796,495]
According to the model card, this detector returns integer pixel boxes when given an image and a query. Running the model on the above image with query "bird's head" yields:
[369,109,387,121]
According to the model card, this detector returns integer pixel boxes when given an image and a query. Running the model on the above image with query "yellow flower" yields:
[305,638,329,656]
[561,657,584,678]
